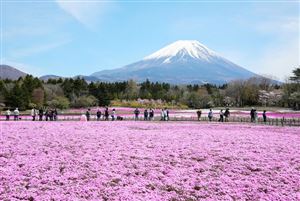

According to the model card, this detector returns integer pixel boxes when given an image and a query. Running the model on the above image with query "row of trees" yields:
[0,68,299,110]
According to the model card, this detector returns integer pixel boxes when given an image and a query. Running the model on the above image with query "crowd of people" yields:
[81,107,173,121]
[250,108,267,123]
[5,108,20,121]
[196,108,267,123]
[83,107,120,121]
[3,106,268,123]
[4,107,58,121]
[196,108,230,122]
[133,108,169,121]
[160,108,169,121]
[82,108,159,121]
[133,108,156,121]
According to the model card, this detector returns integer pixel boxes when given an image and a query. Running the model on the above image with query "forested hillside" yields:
[0,68,299,110]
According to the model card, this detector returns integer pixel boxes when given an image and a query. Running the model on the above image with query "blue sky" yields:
[1,0,299,81]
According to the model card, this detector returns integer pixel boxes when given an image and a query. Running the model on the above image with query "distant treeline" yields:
[0,68,299,110]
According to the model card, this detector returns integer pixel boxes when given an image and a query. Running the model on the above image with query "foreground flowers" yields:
[0,121,299,200]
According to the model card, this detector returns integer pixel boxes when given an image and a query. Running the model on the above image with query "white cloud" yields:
[55,0,112,29]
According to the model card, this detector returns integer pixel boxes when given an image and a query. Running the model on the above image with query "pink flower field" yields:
[0,121,299,200]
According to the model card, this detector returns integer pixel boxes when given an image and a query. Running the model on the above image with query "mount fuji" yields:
[93,40,259,84]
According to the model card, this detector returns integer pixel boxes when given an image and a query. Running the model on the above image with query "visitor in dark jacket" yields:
[39,108,43,121]
[53,109,58,121]
[45,110,49,121]
[208,109,213,121]
[104,107,109,120]
[197,110,202,121]
[250,108,255,122]
[134,108,140,121]
[263,110,267,123]
[149,108,154,120]
[144,109,148,121]
[224,108,230,122]
[86,109,91,121]
[96,109,102,121]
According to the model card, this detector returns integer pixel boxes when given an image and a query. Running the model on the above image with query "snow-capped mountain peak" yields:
[92,39,259,84]
[143,40,219,62]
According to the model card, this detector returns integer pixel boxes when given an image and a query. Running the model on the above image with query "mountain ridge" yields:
[0,65,28,80]
[92,40,259,84]
[1,40,263,84]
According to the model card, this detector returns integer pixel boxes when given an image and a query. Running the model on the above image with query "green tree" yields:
[290,67,300,83]
[286,67,300,109]
[0,80,7,104]
[5,83,28,110]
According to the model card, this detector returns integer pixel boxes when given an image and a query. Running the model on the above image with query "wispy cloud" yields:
[9,39,71,58]
[3,27,51,41]
[55,1,113,29]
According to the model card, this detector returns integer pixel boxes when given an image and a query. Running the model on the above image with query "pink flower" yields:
[0,121,299,200]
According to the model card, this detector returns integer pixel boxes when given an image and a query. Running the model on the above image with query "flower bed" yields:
[0,121,299,200]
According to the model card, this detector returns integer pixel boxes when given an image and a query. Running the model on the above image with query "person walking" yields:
[163,109,168,121]
[196,110,202,121]
[224,108,230,122]
[14,108,19,121]
[104,107,109,120]
[250,108,255,122]
[53,109,58,121]
[144,109,148,121]
[218,109,224,122]
[49,109,54,121]
[86,108,91,121]
[111,108,116,121]
[149,108,154,121]
[208,109,213,122]
[45,110,48,121]
[166,108,169,121]
[160,109,164,121]
[96,109,102,121]
[263,110,267,123]
[31,107,36,121]
[254,109,258,123]
[45,109,49,121]
[5,109,11,121]
[39,108,43,121]
[134,108,140,121]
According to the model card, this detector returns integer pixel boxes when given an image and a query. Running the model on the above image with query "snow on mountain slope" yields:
[143,40,219,62]
[92,40,259,84]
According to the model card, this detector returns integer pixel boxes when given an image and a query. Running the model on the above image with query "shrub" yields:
[71,95,98,108]
[47,96,70,109]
